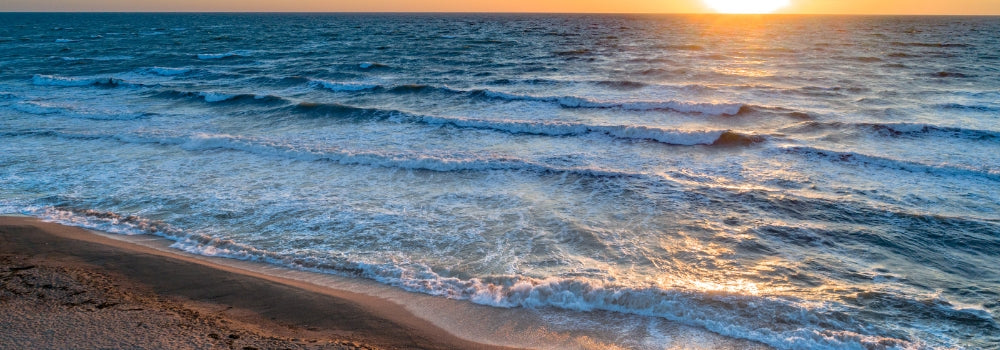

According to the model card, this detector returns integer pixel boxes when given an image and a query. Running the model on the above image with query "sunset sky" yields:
[2,0,999,15]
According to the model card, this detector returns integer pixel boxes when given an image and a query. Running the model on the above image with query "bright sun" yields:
[704,0,790,14]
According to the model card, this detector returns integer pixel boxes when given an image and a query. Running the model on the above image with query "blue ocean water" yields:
[1,13,998,349]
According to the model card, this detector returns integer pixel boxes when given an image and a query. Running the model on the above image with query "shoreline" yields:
[0,215,516,349]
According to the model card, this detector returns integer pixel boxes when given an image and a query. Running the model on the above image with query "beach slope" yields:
[0,216,511,349]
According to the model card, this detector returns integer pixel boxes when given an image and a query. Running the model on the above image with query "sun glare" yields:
[704,0,790,14]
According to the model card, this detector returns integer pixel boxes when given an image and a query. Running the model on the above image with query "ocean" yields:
[1,13,998,349]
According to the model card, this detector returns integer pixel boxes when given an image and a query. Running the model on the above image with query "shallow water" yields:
[1,13,998,349]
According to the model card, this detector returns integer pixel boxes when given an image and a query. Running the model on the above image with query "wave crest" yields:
[152,89,287,105]
[140,67,193,76]
[32,74,131,88]
[419,115,763,146]
[469,89,745,115]
[302,79,747,116]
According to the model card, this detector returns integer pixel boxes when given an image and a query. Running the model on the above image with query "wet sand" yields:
[0,216,514,349]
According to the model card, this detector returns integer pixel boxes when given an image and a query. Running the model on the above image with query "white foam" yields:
[477,90,744,115]
[8,197,975,350]
[0,200,22,215]
[32,207,169,236]
[54,38,77,43]
[308,79,380,92]
[31,74,130,87]
[160,236,915,350]
[418,115,733,145]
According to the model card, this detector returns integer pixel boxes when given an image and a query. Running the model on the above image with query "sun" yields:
[704,0,790,14]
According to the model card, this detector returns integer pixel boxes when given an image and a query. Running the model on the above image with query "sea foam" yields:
[32,74,128,87]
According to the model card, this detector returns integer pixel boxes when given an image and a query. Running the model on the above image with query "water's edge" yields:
[7,215,766,349]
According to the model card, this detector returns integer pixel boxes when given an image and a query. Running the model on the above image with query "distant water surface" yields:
[1,13,998,349]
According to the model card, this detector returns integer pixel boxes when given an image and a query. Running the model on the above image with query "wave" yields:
[151,89,288,105]
[302,79,748,116]
[288,101,400,120]
[132,88,753,147]
[471,90,744,115]
[593,80,647,90]
[488,78,564,86]
[287,101,763,146]
[784,146,1000,181]
[10,101,59,115]
[386,84,462,94]
[32,74,135,88]
[358,62,388,69]
[139,67,193,76]
[14,129,640,179]
[196,50,252,60]
[22,204,926,350]
[35,207,177,236]
[468,90,745,115]
[417,115,764,146]
[198,92,282,103]
[780,121,1000,141]
[305,80,461,95]
[308,79,380,92]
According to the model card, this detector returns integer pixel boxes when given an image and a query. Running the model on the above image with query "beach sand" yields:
[0,216,514,349]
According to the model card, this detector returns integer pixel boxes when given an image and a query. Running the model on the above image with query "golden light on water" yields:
[703,0,790,14]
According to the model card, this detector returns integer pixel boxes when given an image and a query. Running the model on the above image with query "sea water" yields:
[1,13,998,349]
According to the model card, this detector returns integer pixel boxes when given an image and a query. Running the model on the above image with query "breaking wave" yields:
[417,115,765,146]
[302,79,747,116]
[21,205,974,350]
[31,74,135,88]
[139,67,194,76]
[151,89,287,105]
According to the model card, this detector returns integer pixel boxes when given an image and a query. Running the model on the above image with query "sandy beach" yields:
[0,216,513,349]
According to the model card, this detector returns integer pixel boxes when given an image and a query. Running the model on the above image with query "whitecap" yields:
[308,79,380,92]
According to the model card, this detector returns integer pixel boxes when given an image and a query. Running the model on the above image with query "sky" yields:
[2,0,1000,15]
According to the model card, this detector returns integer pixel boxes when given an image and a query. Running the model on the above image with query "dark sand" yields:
[0,216,515,349]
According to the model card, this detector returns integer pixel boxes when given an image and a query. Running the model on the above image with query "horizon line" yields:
[2,11,999,16]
